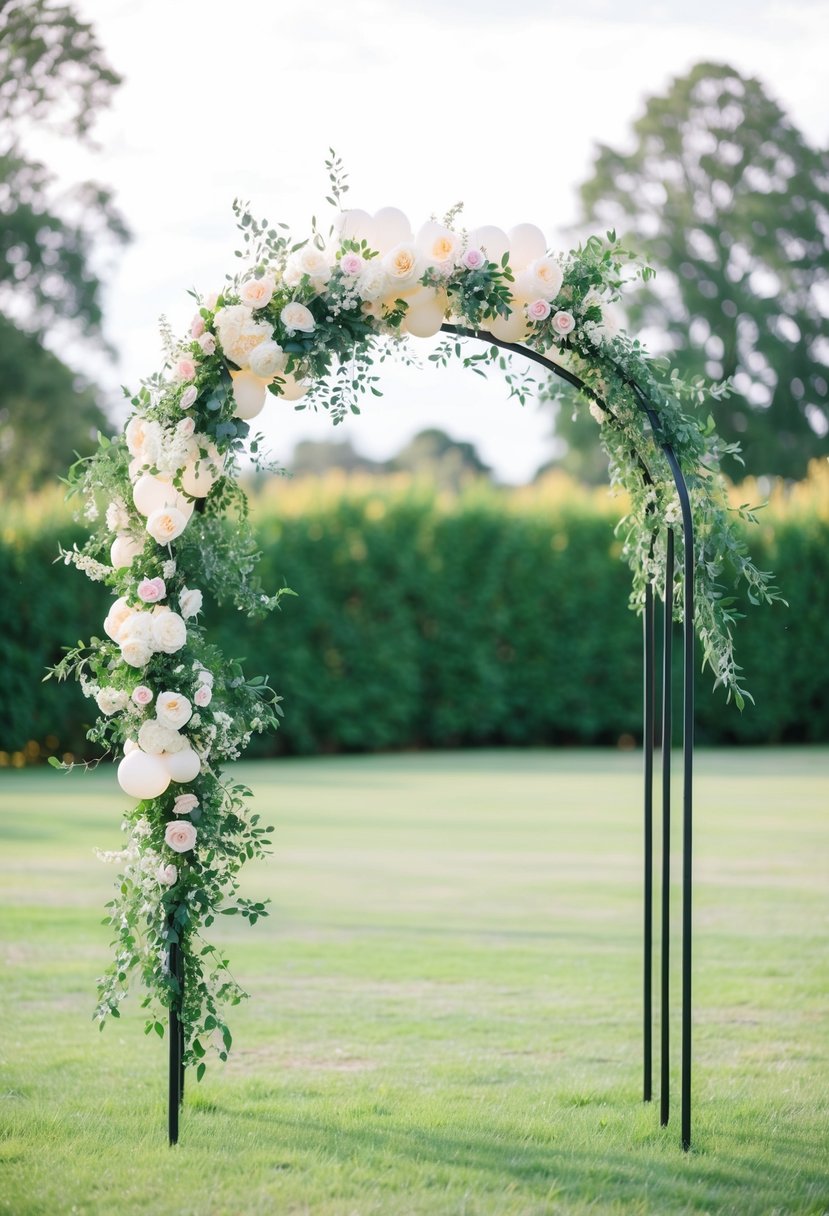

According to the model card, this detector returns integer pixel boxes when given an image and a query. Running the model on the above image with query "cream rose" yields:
[357,262,388,303]
[517,257,563,303]
[103,597,134,642]
[239,275,276,309]
[151,610,187,655]
[381,243,421,285]
[279,302,316,334]
[146,506,188,545]
[125,416,163,466]
[164,821,197,854]
[248,339,286,379]
[105,499,130,533]
[120,635,153,668]
[214,304,272,368]
[156,691,193,730]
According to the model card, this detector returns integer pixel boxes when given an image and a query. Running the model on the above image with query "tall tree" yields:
[0,0,128,492]
[565,62,829,479]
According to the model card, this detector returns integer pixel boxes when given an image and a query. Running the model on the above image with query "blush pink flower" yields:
[190,315,205,339]
[197,332,216,355]
[177,416,196,438]
[340,252,364,276]
[180,385,198,410]
[137,576,166,604]
[527,298,552,322]
[174,356,197,382]
[165,820,197,854]
[552,310,576,337]
[132,685,154,707]
[461,248,486,271]
[194,685,212,708]
[172,793,199,817]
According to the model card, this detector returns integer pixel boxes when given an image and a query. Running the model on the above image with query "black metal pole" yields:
[680,510,695,1151]
[168,942,181,1146]
[643,578,655,1103]
[661,529,674,1127]
[177,946,185,1106]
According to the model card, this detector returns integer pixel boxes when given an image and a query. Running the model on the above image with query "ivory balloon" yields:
[334,208,375,246]
[506,224,547,271]
[371,207,412,252]
[404,301,447,339]
[271,371,309,401]
[467,225,510,265]
[111,534,143,569]
[124,738,138,755]
[118,749,171,800]
[133,474,175,517]
[165,747,201,783]
[181,444,221,497]
[488,304,530,344]
[231,370,268,419]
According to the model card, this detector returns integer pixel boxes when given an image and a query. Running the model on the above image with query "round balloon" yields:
[371,207,412,253]
[117,749,171,800]
[467,225,510,266]
[507,224,547,271]
[165,747,201,783]
[231,370,268,419]
[111,534,143,569]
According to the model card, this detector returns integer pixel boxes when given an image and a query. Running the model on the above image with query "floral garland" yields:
[52,154,779,1077]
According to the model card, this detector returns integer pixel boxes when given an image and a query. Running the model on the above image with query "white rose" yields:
[121,611,153,644]
[516,256,563,303]
[214,304,273,368]
[179,587,203,620]
[151,611,187,655]
[284,246,332,288]
[195,667,214,688]
[164,820,197,854]
[120,635,154,668]
[279,302,316,334]
[357,262,389,304]
[96,687,128,716]
[146,506,188,545]
[103,597,134,642]
[138,718,182,755]
[248,339,286,379]
[125,417,163,467]
[239,275,276,309]
[156,691,193,730]
[157,862,178,886]
[416,223,461,271]
[381,243,422,285]
[105,499,130,533]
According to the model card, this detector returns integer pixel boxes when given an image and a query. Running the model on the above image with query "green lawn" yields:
[0,749,827,1215]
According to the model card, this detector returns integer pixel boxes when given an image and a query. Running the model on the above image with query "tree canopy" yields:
[564,61,829,480]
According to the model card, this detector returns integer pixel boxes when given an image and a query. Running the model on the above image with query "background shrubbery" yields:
[2,464,827,765]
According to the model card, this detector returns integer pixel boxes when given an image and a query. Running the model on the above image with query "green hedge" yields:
[2,471,827,763]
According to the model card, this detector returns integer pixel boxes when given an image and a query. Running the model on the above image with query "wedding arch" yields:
[52,156,779,1152]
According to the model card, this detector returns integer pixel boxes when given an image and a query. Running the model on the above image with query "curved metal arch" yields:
[440,324,695,1152]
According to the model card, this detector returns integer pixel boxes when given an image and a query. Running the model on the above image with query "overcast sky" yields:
[48,0,829,482]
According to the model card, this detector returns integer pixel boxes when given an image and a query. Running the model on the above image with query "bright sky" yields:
[50,0,829,482]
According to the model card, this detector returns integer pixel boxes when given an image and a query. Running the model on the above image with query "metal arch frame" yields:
[166,324,696,1151]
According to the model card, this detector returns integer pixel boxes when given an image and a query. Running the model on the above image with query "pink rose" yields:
[190,315,205,339]
[527,299,552,322]
[137,577,166,604]
[340,252,364,276]
[165,820,197,854]
[198,332,216,355]
[461,248,486,271]
[205,291,219,310]
[157,862,177,886]
[177,416,196,438]
[132,685,154,707]
[172,793,199,817]
[552,310,576,337]
[174,357,197,382]
[180,385,198,410]
[194,685,212,708]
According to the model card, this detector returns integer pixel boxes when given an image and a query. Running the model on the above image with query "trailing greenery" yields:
[4,465,825,765]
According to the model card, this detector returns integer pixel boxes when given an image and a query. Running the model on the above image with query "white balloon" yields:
[271,371,309,401]
[507,223,547,271]
[467,225,510,266]
[231,370,268,419]
[132,474,174,518]
[110,534,143,569]
[402,288,449,339]
[334,208,375,246]
[488,304,530,345]
[181,444,221,497]
[124,738,138,755]
[117,749,171,800]
[371,207,412,253]
[164,747,201,783]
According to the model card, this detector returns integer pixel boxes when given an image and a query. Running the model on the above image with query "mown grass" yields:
[0,749,827,1215]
